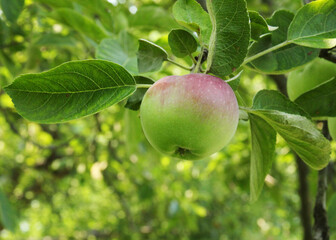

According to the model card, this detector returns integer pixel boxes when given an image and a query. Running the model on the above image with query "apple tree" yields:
[1,0,336,239]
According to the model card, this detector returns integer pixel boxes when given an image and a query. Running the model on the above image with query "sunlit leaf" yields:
[173,0,212,45]
[96,34,138,74]
[288,0,336,48]
[137,39,168,73]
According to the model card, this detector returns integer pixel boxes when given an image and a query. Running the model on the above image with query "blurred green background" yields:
[0,0,335,239]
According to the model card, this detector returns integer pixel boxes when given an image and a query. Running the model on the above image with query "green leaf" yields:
[172,0,212,45]
[328,193,336,231]
[134,75,155,85]
[249,11,270,41]
[0,188,18,232]
[252,89,310,118]
[125,76,154,111]
[130,6,179,31]
[52,8,107,43]
[288,0,336,49]
[137,39,168,73]
[168,29,197,58]
[35,33,77,47]
[72,0,115,33]
[206,0,250,77]
[4,60,136,123]
[0,0,25,23]
[249,114,276,202]
[118,31,139,56]
[247,10,319,74]
[246,90,330,170]
[295,77,336,117]
[96,33,139,74]
[34,0,73,8]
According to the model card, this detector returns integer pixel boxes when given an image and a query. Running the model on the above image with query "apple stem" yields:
[242,40,292,65]
[167,59,192,71]
[136,84,153,89]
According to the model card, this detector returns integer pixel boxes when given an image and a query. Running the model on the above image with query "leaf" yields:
[172,0,212,45]
[0,18,9,45]
[206,0,250,77]
[34,0,73,8]
[0,0,25,23]
[125,76,155,111]
[288,0,336,49]
[249,11,270,41]
[168,29,197,58]
[247,10,319,74]
[52,8,107,43]
[249,114,276,202]
[72,0,115,32]
[0,188,18,232]
[4,60,136,123]
[118,31,139,56]
[295,77,336,117]
[137,39,168,73]
[96,34,138,74]
[252,89,310,118]
[35,33,77,47]
[246,90,330,170]
[328,193,336,230]
[129,6,179,31]
[134,75,155,85]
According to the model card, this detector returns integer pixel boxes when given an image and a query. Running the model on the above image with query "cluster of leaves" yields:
[4,0,336,201]
[1,0,336,237]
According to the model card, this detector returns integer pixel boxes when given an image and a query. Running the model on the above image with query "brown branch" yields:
[319,48,336,64]
[270,74,313,240]
[312,122,330,240]
[296,155,313,240]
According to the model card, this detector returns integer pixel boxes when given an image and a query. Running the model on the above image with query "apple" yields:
[328,117,336,140]
[287,58,336,101]
[140,73,239,160]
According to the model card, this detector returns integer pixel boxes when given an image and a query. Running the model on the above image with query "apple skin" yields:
[287,58,336,101]
[328,117,336,140]
[140,73,239,160]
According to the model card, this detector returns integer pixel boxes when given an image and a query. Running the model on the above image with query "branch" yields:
[296,155,313,240]
[312,122,330,240]
[269,74,313,240]
[319,48,336,64]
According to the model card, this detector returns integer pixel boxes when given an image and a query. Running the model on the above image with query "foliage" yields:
[0,0,336,239]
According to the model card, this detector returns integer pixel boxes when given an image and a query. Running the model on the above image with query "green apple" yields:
[287,58,336,101]
[140,73,239,160]
[328,117,336,140]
